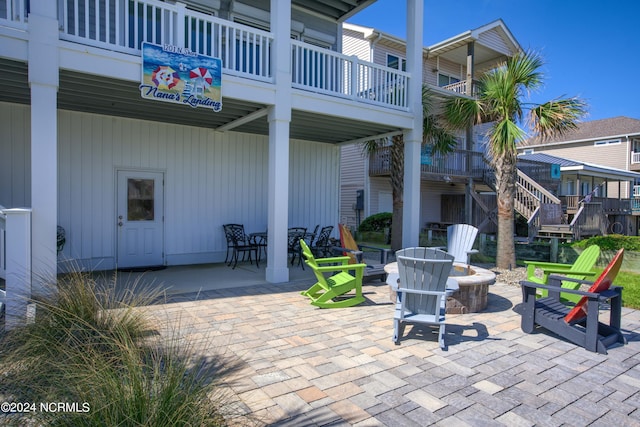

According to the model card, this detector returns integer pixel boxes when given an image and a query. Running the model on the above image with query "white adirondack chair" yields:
[393,248,454,349]
[445,224,479,264]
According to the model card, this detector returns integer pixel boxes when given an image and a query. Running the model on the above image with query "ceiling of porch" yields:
[291,0,377,22]
[1,58,399,145]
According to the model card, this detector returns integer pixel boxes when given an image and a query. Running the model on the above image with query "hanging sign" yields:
[140,42,222,112]
[420,145,432,165]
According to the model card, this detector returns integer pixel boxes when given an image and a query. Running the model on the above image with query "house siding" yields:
[372,43,406,70]
[436,57,465,82]
[535,141,627,170]
[0,102,30,208]
[477,28,513,57]
[1,103,339,270]
[339,143,366,228]
[342,28,371,62]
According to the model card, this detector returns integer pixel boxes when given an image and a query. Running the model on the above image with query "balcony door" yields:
[116,170,164,269]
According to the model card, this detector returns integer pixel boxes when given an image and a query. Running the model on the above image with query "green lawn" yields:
[356,233,640,309]
[592,268,640,310]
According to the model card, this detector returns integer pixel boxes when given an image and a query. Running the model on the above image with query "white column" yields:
[266,0,292,283]
[29,0,59,296]
[4,209,32,330]
[402,0,424,248]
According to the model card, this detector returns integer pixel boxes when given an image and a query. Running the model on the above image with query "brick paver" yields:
[145,278,640,426]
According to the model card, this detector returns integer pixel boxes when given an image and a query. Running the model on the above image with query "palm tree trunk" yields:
[390,135,404,251]
[493,154,517,269]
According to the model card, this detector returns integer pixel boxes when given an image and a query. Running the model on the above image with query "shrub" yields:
[0,271,244,426]
[358,212,392,232]
[572,235,640,252]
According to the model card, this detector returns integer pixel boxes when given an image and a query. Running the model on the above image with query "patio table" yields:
[249,232,268,263]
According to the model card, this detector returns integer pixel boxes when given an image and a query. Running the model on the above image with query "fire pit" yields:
[384,262,496,314]
[445,263,496,313]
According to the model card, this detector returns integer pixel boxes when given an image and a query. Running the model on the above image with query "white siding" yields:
[369,176,391,217]
[289,138,340,235]
[0,103,30,208]
[423,58,438,86]
[342,28,371,61]
[478,28,514,56]
[437,57,465,81]
[339,143,366,228]
[1,104,339,270]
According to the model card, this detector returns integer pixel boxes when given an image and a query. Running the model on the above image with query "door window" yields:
[127,178,155,221]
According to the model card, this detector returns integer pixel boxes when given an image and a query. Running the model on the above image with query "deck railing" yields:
[369,147,485,178]
[561,195,635,215]
[0,0,409,109]
[291,40,408,108]
[441,80,479,97]
[0,0,26,25]
[632,151,640,164]
[58,0,274,82]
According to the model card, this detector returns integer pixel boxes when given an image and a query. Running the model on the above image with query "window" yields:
[594,138,621,146]
[127,179,155,221]
[438,73,460,87]
[387,54,406,71]
[565,180,575,195]
[522,148,534,155]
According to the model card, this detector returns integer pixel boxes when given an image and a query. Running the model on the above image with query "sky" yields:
[348,0,640,122]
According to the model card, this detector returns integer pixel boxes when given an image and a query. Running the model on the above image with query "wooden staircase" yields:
[514,170,571,241]
[479,163,606,242]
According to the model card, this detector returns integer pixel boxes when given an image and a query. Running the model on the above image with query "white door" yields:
[117,170,164,269]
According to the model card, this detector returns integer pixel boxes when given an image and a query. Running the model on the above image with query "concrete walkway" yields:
[137,264,640,426]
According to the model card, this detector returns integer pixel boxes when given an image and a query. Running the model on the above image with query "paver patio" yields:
[141,270,640,426]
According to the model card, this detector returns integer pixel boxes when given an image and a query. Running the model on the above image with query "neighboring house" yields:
[339,19,521,232]
[518,153,640,236]
[517,116,640,237]
[0,0,427,292]
[519,117,640,198]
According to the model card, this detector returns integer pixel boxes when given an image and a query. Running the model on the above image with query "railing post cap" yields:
[2,208,33,214]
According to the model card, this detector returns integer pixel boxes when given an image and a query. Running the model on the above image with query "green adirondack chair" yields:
[523,245,600,304]
[300,239,367,308]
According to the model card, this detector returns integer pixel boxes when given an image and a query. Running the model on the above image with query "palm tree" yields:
[444,51,587,269]
[362,86,457,250]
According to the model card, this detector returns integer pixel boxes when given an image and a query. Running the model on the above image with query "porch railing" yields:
[441,80,478,97]
[369,147,485,178]
[561,195,634,215]
[632,151,640,164]
[0,0,409,109]
[59,0,274,82]
[634,185,640,197]
[291,40,408,108]
[0,0,26,25]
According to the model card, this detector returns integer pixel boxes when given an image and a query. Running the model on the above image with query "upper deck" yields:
[0,0,415,143]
